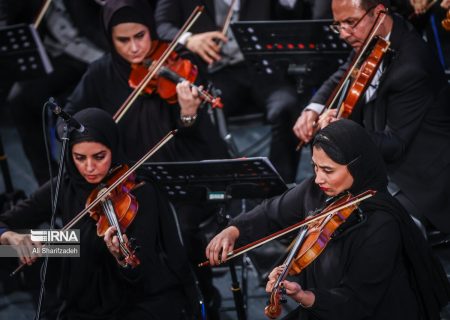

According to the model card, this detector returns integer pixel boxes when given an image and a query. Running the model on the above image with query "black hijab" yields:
[312,119,388,195]
[65,107,124,188]
[102,0,158,74]
[58,108,130,317]
[102,0,157,40]
[314,119,450,319]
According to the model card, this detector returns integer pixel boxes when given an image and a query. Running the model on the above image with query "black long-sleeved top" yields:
[63,52,229,163]
[0,176,192,319]
[231,177,446,320]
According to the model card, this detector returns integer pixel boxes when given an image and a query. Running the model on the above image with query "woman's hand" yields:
[205,226,240,266]
[265,265,302,295]
[0,231,42,265]
[176,80,201,118]
[104,226,128,263]
[266,265,316,308]
[442,0,450,9]
[293,110,320,144]
[185,31,228,65]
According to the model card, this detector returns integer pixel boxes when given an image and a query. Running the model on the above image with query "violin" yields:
[198,190,375,268]
[113,6,205,122]
[296,10,390,151]
[128,40,223,108]
[264,193,362,319]
[10,131,177,276]
[336,36,390,119]
[86,164,141,268]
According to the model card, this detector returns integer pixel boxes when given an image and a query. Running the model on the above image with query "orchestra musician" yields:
[61,0,229,163]
[0,108,195,319]
[59,1,230,318]
[206,119,450,319]
[293,0,450,234]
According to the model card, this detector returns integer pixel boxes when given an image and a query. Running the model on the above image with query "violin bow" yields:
[220,0,237,39]
[10,130,177,276]
[33,0,52,29]
[113,6,204,122]
[198,190,376,267]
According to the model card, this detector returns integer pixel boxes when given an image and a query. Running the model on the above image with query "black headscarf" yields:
[58,108,130,317]
[313,119,388,194]
[102,0,158,46]
[65,108,125,187]
[314,119,450,319]
[100,0,158,87]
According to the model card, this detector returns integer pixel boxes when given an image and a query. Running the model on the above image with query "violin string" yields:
[102,198,125,244]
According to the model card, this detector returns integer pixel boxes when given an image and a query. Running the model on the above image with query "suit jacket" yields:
[310,14,450,232]
[155,0,305,40]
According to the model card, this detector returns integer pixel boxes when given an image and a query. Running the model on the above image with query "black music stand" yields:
[137,157,288,320]
[0,23,52,206]
[137,157,287,203]
[231,20,351,93]
[0,23,53,80]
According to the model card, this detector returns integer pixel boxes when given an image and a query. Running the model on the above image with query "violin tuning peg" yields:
[280,297,287,304]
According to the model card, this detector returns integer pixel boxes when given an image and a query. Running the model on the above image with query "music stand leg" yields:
[228,260,247,320]
[216,203,247,320]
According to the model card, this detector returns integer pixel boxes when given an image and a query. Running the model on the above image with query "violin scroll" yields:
[264,283,287,319]
[118,237,141,268]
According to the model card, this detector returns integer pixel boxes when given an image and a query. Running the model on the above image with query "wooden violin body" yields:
[288,194,357,275]
[86,164,141,268]
[265,193,362,319]
[129,41,198,104]
[338,37,390,119]
[87,164,138,237]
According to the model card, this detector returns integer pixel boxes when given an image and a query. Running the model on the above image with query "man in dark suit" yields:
[155,0,305,183]
[293,0,450,233]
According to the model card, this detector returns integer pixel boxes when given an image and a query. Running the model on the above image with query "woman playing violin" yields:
[61,0,228,162]
[60,2,230,316]
[206,119,450,319]
[0,109,194,319]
